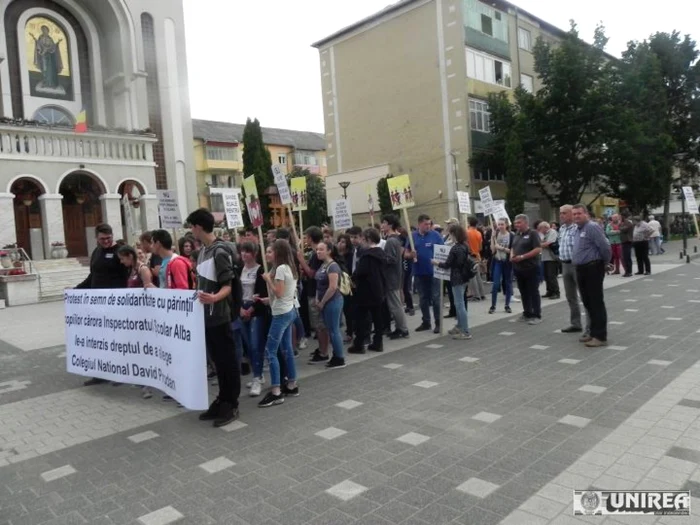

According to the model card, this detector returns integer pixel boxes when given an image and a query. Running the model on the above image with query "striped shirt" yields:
[558,223,577,262]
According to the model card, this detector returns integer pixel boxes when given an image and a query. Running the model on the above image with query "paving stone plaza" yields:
[2,241,700,524]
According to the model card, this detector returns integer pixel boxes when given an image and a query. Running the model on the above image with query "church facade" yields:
[0,0,195,259]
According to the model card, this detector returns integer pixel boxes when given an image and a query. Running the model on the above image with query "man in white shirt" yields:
[648,215,664,255]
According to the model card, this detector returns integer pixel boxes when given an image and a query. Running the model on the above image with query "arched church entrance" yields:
[59,172,104,257]
[10,177,45,258]
[117,180,145,243]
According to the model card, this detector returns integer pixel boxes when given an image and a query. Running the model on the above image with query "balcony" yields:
[0,123,157,167]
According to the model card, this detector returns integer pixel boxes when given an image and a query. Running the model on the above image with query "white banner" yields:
[492,200,510,223]
[456,191,471,215]
[433,245,450,281]
[478,187,494,216]
[156,189,183,229]
[682,186,699,215]
[272,164,292,205]
[223,190,244,228]
[332,199,353,230]
[64,289,208,410]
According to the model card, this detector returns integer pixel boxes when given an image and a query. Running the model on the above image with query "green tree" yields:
[377,175,393,215]
[242,118,273,226]
[504,128,526,217]
[289,168,328,229]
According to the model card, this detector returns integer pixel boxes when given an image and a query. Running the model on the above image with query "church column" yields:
[0,193,17,248]
[139,194,160,231]
[38,194,64,258]
[99,194,123,239]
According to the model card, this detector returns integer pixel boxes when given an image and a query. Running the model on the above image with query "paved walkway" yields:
[0,239,699,524]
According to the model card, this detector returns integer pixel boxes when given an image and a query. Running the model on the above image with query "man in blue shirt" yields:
[405,214,443,333]
[572,204,611,348]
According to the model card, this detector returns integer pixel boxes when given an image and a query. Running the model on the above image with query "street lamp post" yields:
[339,181,351,199]
[681,177,688,256]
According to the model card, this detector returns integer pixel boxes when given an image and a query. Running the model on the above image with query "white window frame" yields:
[277,153,287,166]
[466,48,512,88]
[469,99,491,133]
[518,27,532,51]
[520,73,534,93]
[206,146,238,162]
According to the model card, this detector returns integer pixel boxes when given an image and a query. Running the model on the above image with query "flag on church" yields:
[74,110,88,133]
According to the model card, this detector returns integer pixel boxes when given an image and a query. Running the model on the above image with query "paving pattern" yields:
[1,243,699,524]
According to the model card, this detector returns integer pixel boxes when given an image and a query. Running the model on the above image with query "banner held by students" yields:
[456,191,471,215]
[478,186,495,216]
[64,289,208,410]
[272,164,292,205]
[332,199,353,230]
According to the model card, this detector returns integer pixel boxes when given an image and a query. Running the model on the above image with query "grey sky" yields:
[183,0,699,134]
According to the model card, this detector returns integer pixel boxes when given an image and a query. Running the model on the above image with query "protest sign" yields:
[156,189,182,229]
[223,190,244,229]
[387,174,415,209]
[271,164,292,205]
[682,186,699,214]
[478,187,495,216]
[242,176,264,228]
[64,289,207,410]
[456,191,471,214]
[332,199,353,230]
[433,245,450,281]
[290,177,307,211]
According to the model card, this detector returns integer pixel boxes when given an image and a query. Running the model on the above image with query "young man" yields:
[151,230,192,290]
[139,231,162,288]
[77,223,129,386]
[298,226,329,363]
[380,215,409,339]
[406,214,443,333]
[466,217,486,300]
[186,208,240,428]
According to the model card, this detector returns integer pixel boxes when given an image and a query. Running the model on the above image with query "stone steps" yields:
[34,258,90,301]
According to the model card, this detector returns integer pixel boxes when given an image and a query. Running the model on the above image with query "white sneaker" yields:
[246,376,265,389]
[249,378,262,397]
[298,337,308,350]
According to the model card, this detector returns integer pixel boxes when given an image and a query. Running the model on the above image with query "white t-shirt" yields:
[648,220,661,238]
[271,264,297,316]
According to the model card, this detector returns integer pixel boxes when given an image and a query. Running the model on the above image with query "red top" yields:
[166,255,193,290]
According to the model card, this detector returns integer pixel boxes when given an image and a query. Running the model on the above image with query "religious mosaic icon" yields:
[26,16,73,100]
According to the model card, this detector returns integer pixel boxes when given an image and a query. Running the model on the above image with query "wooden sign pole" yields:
[402,208,415,252]
[298,211,304,250]
[287,205,299,247]
[258,226,268,273]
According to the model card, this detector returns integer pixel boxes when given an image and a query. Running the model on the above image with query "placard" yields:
[493,204,510,223]
[64,289,207,410]
[433,244,450,281]
[290,177,307,211]
[682,186,699,214]
[456,191,471,214]
[156,189,183,229]
[478,187,494,216]
[272,164,292,205]
[332,199,353,230]
[223,190,244,229]
[387,174,415,210]
[242,175,264,228]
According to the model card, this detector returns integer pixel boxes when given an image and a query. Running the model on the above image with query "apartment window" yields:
[466,48,512,88]
[518,27,532,51]
[464,0,508,43]
[206,146,238,162]
[209,193,224,213]
[277,153,287,166]
[475,169,504,181]
[520,73,534,93]
[294,151,318,166]
[469,99,491,132]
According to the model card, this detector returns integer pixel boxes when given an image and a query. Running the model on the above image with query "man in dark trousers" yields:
[349,228,387,354]
[511,214,543,325]
[76,223,128,386]
[572,204,612,348]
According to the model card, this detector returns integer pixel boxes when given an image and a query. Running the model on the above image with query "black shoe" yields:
[347,345,366,354]
[199,398,221,421]
[480,296,486,300]
[541,294,551,299]
[622,273,633,277]
[634,272,644,275]
[282,384,300,397]
[433,326,440,334]
[488,306,495,314]
[644,272,651,275]
[368,343,383,352]
[415,324,431,332]
[258,392,284,408]
[406,308,415,316]
[549,294,560,300]
[308,350,329,364]
[383,329,392,336]
[240,362,251,376]
[389,330,409,340]
[561,326,583,333]
[213,403,239,427]
[326,356,347,369]
[505,306,512,313]
[444,312,456,319]
[309,348,320,357]
[83,378,107,386]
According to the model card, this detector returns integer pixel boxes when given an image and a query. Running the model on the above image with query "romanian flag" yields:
[74,110,87,133]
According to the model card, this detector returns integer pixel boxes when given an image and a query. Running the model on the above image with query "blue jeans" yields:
[265,309,297,387]
[321,294,344,359]
[491,259,513,307]
[416,275,440,326]
[240,316,264,378]
[452,283,469,333]
[293,307,306,339]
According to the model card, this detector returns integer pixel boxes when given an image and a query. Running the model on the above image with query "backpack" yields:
[462,254,479,282]
[167,255,196,290]
[339,271,352,296]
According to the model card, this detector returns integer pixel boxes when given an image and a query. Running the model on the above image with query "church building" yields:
[0,0,195,260]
